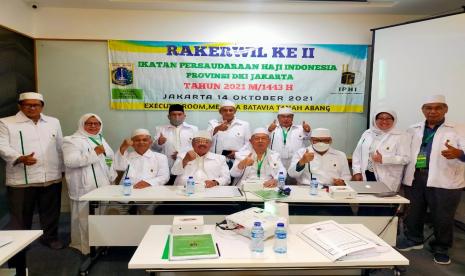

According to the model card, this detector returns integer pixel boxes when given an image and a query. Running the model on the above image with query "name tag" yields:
[105,157,113,167]
[415,153,427,169]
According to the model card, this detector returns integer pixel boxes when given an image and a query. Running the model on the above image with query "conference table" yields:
[0,230,43,266]
[129,224,409,275]
[80,184,409,248]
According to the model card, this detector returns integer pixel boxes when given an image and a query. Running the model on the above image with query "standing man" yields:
[152,104,198,184]
[267,107,311,169]
[171,130,230,187]
[0,92,64,274]
[397,95,465,265]
[208,100,251,168]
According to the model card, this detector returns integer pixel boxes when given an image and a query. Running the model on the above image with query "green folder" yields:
[252,189,287,200]
[165,233,219,261]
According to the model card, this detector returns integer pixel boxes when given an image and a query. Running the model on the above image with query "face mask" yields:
[169,118,183,126]
[312,142,330,152]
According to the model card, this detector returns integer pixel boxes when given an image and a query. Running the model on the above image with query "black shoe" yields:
[433,253,451,265]
[43,240,66,250]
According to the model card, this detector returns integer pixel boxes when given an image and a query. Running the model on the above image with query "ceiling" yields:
[23,0,465,15]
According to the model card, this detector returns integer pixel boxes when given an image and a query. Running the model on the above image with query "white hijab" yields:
[370,108,397,136]
[75,113,103,139]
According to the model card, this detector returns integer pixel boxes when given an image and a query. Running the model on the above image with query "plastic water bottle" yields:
[123,177,132,196]
[278,172,286,190]
[273,222,287,254]
[186,176,195,196]
[310,177,318,195]
[250,221,264,253]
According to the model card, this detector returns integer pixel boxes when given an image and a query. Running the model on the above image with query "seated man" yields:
[171,130,230,187]
[231,128,285,188]
[114,128,169,188]
[288,128,351,186]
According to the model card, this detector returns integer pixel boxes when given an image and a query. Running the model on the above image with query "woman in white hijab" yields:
[351,108,410,192]
[63,113,116,255]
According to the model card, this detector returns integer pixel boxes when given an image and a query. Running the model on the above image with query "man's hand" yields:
[134,181,151,189]
[171,151,178,160]
[372,150,383,163]
[238,153,254,170]
[333,178,346,186]
[94,145,106,155]
[352,173,363,181]
[182,150,197,167]
[263,179,277,188]
[226,150,236,159]
[205,180,218,188]
[298,149,314,166]
[16,152,37,166]
[268,119,277,132]
[157,133,167,145]
[119,138,133,154]
[441,142,464,159]
[213,120,229,135]
[302,121,311,133]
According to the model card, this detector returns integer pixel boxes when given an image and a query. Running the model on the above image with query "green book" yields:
[169,234,219,261]
[252,189,287,200]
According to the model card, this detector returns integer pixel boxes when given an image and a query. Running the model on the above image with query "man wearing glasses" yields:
[0,92,65,274]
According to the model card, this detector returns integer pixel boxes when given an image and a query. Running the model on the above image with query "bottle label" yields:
[276,232,286,239]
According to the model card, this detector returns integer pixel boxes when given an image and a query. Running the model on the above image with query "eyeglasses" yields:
[20,104,42,109]
[84,122,101,127]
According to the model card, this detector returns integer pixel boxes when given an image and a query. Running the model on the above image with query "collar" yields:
[15,111,47,123]
[130,149,155,159]
[197,152,216,160]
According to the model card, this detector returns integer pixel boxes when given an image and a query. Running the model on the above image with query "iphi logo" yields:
[340,64,355,85]
[110,63,134,86]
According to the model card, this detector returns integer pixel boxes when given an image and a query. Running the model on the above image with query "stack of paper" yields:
[298,220,378,262]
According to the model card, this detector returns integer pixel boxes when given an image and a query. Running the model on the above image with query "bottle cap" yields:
[277,222,285,227]
[254,221,261,227]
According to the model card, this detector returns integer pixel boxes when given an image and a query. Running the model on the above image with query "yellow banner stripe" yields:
[111,102,363,113]
[108,40,232,54]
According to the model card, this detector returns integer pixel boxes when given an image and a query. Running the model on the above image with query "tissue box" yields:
[171,216,204,234]
[329,185,357,199]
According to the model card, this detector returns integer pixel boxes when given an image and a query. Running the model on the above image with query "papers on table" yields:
[201,186,242,198]
[168,234,219,261]
[252,189,287,200]
[0,236,13,248]
[298,220,379,262]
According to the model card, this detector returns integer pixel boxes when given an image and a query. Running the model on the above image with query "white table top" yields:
[129,224,408,270]
[0,230,43,266]
[246,186,410,204]
[80,185,409,204]
[80,185,247,202]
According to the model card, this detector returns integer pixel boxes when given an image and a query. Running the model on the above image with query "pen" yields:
[216,243,221,257]
[237,188,244,197]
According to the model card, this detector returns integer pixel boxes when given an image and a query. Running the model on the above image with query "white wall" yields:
[0,0,35,36]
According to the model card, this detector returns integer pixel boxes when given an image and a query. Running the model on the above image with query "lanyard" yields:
[88,135,101,146]
[281,128,289,145]
[422,130,436,146]
[256,152,267,178]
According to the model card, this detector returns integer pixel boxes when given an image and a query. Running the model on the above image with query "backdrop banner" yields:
[108,40,367,112]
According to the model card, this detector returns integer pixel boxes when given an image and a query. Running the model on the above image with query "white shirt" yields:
[230,149,285,186]
[208,118,251,155]
[63,134,117,200]
[152,122,198,168]
[171,152,231,186]
[288,147,351,185]
[0,111,63,186]
[352,129,410,191]
[269,124,310,168]
[403,120,465,189]
[113,149,169,186]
